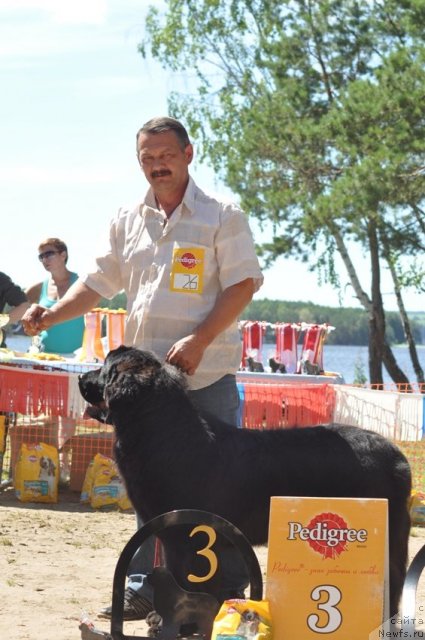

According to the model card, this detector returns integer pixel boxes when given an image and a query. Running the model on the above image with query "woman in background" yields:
[26,238,85,355]
[26,238,86,482]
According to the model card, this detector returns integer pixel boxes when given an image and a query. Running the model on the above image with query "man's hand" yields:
[21,304,53,336]
[165,334,207,376]
[166,279,256,375]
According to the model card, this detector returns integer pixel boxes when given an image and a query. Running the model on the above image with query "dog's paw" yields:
[146,611,162,637]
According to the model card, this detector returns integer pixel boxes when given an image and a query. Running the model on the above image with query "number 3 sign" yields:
[266,497,389,639]
[110,510,264,640]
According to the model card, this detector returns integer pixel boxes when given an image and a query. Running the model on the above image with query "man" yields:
[22,116,263,619]
[0,272,29,347]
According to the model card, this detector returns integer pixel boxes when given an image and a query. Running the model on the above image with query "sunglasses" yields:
[38,250,60,261]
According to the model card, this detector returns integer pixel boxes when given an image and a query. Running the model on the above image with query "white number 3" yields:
[307,585,342,633]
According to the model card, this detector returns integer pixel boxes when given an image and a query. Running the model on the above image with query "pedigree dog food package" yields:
[15,442,59,503]
[80,453,132,511]
[211,599,273,639]
[410,490,425,526]
[80,456,97,504]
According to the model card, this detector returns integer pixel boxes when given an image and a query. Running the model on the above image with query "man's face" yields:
[137,130,193,196]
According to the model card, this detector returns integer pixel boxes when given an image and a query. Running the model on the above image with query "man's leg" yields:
[188,374,250,599]
[98,516,155,620]
[188,373,241,426]
[125,513,155,602]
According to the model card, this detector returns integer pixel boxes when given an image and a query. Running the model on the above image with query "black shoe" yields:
[98,588,153,620]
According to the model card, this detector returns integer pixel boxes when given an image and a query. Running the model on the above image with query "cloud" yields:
[0,30,103,59]
[0,0,151,61]
[0,0,109,25]
[73,75,148,98]
[0,164,129,185]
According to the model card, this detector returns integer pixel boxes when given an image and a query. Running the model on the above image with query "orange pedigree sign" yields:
[266,497,388,639]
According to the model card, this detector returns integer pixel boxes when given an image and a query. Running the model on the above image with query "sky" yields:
[0,0,423,314]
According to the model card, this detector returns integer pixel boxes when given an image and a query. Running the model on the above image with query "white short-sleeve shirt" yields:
[83,176,263,389]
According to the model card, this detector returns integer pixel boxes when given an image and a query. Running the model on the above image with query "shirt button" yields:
[149,263,158,280]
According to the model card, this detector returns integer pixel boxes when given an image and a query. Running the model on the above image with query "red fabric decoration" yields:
[275,323,300,373]
[0,365,69,416]
[298,324,328,372]
[241,321,266,367]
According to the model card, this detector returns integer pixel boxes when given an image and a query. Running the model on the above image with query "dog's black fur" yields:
[79,345,411,615]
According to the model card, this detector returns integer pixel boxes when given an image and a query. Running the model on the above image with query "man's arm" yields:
[7,301,31,324]
[25,282,43,304]
[22,280,102,336]
[166,278,255,375]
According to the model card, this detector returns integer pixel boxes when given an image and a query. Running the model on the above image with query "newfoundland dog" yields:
[78,345,411,616]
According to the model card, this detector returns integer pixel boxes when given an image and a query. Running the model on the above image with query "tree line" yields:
[241,299,425,347]
[101,292,424,347]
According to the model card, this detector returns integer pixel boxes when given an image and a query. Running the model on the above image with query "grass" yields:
[0,537,13,546]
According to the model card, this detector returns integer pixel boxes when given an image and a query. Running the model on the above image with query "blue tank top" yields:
[38,272,85,354]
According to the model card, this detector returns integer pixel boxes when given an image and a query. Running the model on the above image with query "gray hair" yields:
[136,116,191,151]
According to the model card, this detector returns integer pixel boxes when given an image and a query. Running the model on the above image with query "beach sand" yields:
[0,486,424,640]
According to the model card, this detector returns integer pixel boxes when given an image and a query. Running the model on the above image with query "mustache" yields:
[151,169,171,178]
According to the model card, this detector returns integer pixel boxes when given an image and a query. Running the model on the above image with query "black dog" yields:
[78,345,411,616]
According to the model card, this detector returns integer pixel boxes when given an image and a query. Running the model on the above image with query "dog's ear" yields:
[102,349,170,415]
[103,363,145,413]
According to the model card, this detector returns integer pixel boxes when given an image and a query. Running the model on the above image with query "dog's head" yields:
[39,456,55,476]
[78,345,184,423]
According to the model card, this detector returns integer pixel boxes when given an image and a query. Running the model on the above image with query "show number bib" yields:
[170,247,205,294]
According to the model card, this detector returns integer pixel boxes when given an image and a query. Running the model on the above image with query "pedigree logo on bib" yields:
[266,497,388,639]
[170,247,205,294]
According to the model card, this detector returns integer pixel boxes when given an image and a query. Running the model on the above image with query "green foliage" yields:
[141,0,425,284]
[353,356,368,386]
[98,292,127,311]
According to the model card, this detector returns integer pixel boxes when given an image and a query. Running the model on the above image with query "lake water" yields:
[325,343,425,383]
[5,334,425,385]
[262,342,425,384]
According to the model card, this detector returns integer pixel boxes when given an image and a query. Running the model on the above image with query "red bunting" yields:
[0,365,69,416]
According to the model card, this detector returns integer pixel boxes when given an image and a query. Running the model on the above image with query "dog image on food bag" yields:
[39,455,56,494]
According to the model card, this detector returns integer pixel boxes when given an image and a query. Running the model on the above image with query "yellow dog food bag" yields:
[211,599,273,639]
[81,453,132,511]
[14,442,59,503]
[410,490,425,526]
[80,456,97,504]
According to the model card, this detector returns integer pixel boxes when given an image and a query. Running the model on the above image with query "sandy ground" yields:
[1,486,425,640]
